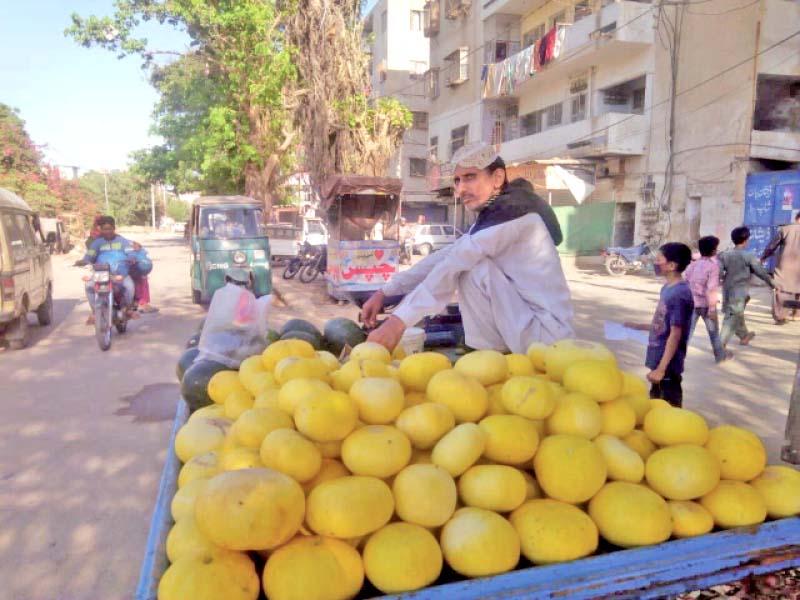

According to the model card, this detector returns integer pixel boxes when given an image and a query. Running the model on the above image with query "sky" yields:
[0,1,190,172]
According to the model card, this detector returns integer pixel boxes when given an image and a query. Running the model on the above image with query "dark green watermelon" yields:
[181,359,228,412]
[186,332,201,349]
[266,329,281,344]
[323,317,366,356]
[280,329,323,350]
[176,347,201,382]
[280,318,323,340]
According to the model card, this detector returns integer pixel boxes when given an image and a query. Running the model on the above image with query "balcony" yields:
[750,129,800,163]
[498,112,647,162]
[424,0,440,37]
[483,1,654,100]
[482,0,547,19]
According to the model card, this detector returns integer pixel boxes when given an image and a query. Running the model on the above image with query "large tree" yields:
[67,0,297,211]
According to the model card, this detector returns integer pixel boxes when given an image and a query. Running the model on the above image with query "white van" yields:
[267,218,328,261]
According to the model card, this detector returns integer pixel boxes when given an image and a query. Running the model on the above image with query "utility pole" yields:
[150,184,156,230]
[103,170,109,214]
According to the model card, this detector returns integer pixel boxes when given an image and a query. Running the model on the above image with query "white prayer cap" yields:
[450,142,500,170]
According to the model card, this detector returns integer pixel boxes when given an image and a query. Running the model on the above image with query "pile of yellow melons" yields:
[160,337,800,600]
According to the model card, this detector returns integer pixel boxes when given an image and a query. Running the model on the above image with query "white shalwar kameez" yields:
[381,212,574,354]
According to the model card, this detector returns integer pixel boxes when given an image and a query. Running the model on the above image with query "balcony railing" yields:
[424,0,440,37]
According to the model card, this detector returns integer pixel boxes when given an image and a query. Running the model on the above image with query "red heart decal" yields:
[382,273,391,281]
[365,274,374,282]
[375,250,384,259]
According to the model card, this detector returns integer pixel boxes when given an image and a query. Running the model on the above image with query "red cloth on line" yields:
[543,27,557,64]
[533,39,543,71]
[135,276,150,305]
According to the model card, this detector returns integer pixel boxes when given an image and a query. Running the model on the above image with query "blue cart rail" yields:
[136,399,800,600]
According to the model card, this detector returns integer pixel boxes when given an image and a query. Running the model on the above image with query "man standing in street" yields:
[762,210,800,324]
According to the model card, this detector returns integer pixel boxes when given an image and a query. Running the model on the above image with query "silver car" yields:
[412,223,462,256]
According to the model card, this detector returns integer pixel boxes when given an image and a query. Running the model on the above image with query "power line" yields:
[686,0,760,16]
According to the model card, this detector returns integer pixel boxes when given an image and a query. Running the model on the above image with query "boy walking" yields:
[684,236,731,363]
[626,243,694,407]
[718,227,776,348]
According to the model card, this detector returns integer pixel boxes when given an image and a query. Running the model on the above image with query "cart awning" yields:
[321,175,403,210]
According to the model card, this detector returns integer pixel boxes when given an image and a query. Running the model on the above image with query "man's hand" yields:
[707,308,717,321]
[624,321,650,331]
[361,290,386,329]
[646,367,665,384]
[367,315,406,351]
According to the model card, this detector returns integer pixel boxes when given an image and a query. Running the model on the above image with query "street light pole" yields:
[150,184,156,230]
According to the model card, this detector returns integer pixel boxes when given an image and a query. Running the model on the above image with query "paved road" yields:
[0,236,796,599]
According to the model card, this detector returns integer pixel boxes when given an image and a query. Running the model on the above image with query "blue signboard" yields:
[744,171,800,269]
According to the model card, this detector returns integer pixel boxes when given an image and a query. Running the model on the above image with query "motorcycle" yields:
[602,243,652,276]
[399,238,413,265]
[299,244,327,283]
[282,242,316,280]
[83,262,132,351]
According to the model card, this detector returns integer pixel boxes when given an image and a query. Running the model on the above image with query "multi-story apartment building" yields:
[365,0,450,222]
[422,0,800,251]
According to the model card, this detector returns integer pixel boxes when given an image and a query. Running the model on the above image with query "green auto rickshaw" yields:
[189,195,272,303]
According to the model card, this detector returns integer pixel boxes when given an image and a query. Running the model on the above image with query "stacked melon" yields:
[161,336,800,600]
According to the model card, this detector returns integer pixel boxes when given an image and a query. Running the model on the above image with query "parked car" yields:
[40,217,71,254]
[0,188,54,349]
[412,223,462,256]
[171,221,186,234]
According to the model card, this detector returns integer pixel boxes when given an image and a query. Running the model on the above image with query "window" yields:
[15,214,36,246]
[445,47,469,86]
[381,10,388,32]
[409,61,427,79]
[442,225,455,235]
[429,136,439,162]
[523,24,545,49]
[571,94,587,122]
[426,68,440,99]
[429,226,443,235]
[411,111,429,129]
[379,70,387,83]
[424,0,440,36]
[411,10,423,31]
[450,125,468,156]
[632,88,646,113]
[574,0,592,22]
[409,158,427,178]
[546,103,563,128]
[521,110,543,136]
[550,10,567,28]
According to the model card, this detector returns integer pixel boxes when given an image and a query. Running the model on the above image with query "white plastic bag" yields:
[197,283,273,369]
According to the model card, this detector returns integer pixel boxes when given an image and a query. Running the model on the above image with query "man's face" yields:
[453,166,503,212]
[100,224,116,240]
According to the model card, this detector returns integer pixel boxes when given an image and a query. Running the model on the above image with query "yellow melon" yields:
[393,464,457,527]
[259,428,322,483]
[395,402,456,449]
[277,378,331,417]
[244,371,279,396]
[431,423,487,477]
[349,377,405,424]
[750,465,800,518]
[510,499,598,564]
[195,468,305,550]
[440,507,520,577]
[190,403,228,421]
[253,388,282,411]
[623,430,658,461]
[533,434,607,504]
[231,407,294,449]
[458,465,527,512]
[219,446,263,472]
[166,514,227,562]
[563,360,623,403]
[649,398,671,410]
[621,370,649,397]
[588,482,672,547]
[302,458,351,495]
[405,391,428,407]
[261,339,317,371]
[545,393,602,439]
[599,399,637,437]
[645,444,720,500]
[208,370,248,404]
[350,341,393,364]
[526,342,548,372]
[158,551,259,600]
[363,523,443,594]
[171,478,208,522]
[454,350,509,386]
[316,350,341,372]
[398,352,452,392]
[479,414,540,465]
[331,359,392,393]
[175,417,231,463]
[294,390,358,443]
[704,425,766,481]
[619,393,652,426]
[521,470,543,500]
[643,406,709,446]
[315,439,343,459]
[411,448,433,464]
[594,434,645,483]
[341,425,412,478]
[545,339,616,383]
[506,353,535,377]
[224,389,255,421]
[427,369,488,423]
[263,536,364,600]
[668,500,714,538]
[700,480,767,528]
[274,356,330,386]
[486,383,508,415]
[306,475,395,538]
[501,376,555,420]
[239,354,266,381]
[178,451,220,488]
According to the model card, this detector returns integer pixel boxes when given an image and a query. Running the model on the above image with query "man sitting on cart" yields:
[364,142,574,353]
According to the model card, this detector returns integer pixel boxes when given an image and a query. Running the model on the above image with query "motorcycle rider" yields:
[75,215,137,325]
